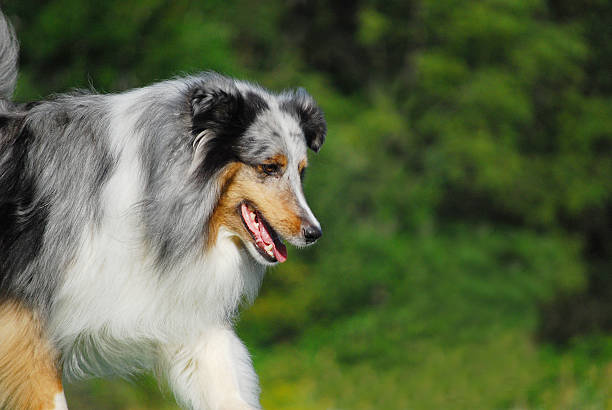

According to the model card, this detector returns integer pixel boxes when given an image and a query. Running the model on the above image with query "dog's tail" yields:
[0,10,18,102]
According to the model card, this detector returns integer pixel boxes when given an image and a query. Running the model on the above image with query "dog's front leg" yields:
[159,327,261,410]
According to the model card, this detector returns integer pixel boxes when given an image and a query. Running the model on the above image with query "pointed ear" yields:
[281,88,326,152]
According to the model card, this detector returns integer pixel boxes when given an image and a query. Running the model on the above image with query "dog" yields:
[0,10,325,410]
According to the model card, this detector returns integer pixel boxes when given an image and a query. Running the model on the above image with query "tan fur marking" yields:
[298,158,308,174]
[0,300,63,410]
[207,162,244,249]
[256,154,288,176]
[207,161,304,249]
[264,154,287,168]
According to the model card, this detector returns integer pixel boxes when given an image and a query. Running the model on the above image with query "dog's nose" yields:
[302,223,322,244]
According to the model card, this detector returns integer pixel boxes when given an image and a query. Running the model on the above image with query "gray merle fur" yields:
[0,97,115,311]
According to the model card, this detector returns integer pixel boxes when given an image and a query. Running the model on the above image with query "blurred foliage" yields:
[3,0,612,408]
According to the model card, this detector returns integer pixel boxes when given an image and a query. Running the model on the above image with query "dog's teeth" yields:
[264,243,273,252]
[266,249,274,257]
[250,212,256,221]
[254,222,259,228]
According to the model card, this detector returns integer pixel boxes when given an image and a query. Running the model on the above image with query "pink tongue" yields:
[240,203,287,263]
[258,216,288,263]
[273,242,288,263]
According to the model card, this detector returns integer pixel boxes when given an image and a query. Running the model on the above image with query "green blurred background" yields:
[4,0,612,408]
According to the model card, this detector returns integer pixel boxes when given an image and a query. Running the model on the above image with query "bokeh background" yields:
[3,0,612,408]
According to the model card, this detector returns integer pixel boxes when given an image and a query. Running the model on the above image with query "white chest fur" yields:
[50,220,263,378]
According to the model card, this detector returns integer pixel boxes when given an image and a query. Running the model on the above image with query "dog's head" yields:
[188,74,325,265]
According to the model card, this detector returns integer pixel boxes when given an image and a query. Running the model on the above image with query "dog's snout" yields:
[302,223,322,244]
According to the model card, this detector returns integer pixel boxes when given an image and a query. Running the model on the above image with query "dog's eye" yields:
[300,167,307,181]
[259,163,281,176]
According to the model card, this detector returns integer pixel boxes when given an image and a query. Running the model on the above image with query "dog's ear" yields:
[188,75,246,179]
[190,86,241,135]
[281,88,326,153]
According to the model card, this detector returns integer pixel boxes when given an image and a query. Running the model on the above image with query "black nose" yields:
[303,223,322,244]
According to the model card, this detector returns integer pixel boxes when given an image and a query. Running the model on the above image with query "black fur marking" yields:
[280,88,326,152]
[190,84,269,181]
[252,145,269,158]
[0,123,48,301]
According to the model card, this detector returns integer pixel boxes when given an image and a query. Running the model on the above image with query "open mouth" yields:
[240,202,288,263]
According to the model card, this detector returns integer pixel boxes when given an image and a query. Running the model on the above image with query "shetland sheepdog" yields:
[0,11,325,410]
